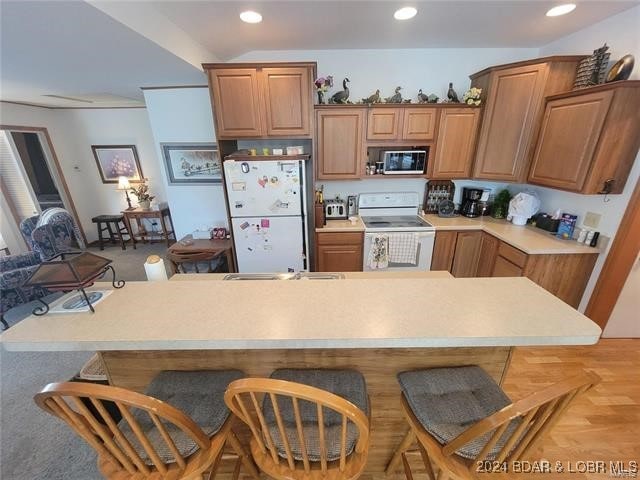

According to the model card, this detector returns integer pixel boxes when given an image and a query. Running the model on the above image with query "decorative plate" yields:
[606,54,635,83]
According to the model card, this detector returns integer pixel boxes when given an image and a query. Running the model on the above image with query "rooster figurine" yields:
[330,78,350,104]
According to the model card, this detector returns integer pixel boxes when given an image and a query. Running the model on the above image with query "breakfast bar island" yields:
[0,273,602,478]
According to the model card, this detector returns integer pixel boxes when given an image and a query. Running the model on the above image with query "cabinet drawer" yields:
[497,242,528,268]
[316,232,363,245]
[492,256,524,277]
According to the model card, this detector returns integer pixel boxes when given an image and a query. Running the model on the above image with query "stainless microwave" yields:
[381,150,427,174]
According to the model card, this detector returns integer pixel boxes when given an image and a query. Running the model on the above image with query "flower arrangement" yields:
[130,181,155,202]
[462,87,482,106]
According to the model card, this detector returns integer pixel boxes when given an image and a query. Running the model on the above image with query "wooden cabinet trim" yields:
[316,232,363,245]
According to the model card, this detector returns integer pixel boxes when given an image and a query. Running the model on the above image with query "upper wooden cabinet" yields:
[316,108,366,179]
[366,107,437,142]
[402,108,436,140]
[204,63,315,139]
[470,57,583,182]
[528,81,640,194]
[367,108,401,140]
[431,108,481,179]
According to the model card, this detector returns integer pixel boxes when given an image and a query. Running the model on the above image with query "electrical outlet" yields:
[583,212,601,229]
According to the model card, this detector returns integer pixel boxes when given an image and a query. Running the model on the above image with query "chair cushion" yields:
[398,366,517,460]
[264,369,369,463]
[119,370,244,465]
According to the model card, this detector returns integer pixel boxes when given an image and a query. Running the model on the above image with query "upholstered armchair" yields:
[20,209,84,261]
[0,251,49,330]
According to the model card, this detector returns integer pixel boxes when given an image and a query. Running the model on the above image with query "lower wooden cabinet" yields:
[430,230,597,307]
[315,232,363,272]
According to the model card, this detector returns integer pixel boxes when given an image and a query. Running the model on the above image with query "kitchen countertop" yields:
[315,217,365,232]
[0,276,601,351]
[422,215,600,255]
[315,214,599,255]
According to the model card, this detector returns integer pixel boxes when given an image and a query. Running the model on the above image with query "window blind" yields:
[0,130,38,221]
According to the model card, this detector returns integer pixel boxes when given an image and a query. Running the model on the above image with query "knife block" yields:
[314,203,326,228]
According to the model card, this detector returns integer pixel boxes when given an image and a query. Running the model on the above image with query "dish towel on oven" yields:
[367,234,389,269]
[388,233,418,265]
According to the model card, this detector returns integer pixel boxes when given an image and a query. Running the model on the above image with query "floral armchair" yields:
[20,209,84,261]
[0,251,49,330]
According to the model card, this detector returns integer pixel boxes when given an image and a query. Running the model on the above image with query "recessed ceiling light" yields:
[394,6,417,20]
[546,4,576,17]
[240,10,262,23]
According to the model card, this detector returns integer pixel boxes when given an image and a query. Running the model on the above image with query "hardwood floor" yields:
[500,338,640,479]
[223,339,639,479]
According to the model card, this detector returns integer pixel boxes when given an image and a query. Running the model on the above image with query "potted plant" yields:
[492,189,511,219]
[130,181,155,210]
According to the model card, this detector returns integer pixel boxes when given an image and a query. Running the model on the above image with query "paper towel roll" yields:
[144,255,168,281]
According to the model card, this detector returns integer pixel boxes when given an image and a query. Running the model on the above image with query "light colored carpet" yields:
[1,242,170,479]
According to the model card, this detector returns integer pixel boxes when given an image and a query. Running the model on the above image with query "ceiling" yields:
[150,1,638,60]
[0,0,637,107]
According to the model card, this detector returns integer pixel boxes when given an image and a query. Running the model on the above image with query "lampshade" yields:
[116,176,130,190]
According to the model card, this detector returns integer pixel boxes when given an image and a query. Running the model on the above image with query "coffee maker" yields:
[461,188,483,218]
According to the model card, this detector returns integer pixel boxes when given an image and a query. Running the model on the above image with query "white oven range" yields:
[358,192,435,271]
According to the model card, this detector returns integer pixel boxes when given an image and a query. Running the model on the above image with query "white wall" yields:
[533,5,640,310]
[143,87,227,239]
[0,102,165,243]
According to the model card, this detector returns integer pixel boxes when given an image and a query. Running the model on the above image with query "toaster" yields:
[325,198,347,219]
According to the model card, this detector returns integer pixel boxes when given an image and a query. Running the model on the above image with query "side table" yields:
[122,206,176,247]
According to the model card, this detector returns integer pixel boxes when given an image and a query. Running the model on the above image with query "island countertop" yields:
[0,276,601,351]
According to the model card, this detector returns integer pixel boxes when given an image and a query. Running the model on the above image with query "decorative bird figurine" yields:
[330,78,350,104]
[418,89,429,103]
[386,86,402,103]
[362,89,381,104]
[447,82,459,103]
[427,94,439,103]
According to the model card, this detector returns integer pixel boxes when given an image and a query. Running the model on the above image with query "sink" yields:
[223,273,344,280]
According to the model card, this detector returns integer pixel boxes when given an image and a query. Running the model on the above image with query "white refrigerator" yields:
[224,159,308,273]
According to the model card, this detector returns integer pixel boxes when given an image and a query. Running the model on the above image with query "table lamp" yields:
[117,176,133,210]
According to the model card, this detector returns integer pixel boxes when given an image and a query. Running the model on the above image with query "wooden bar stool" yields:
[225,369,370,480]
[386,366,600,480]
[35,370,259,480]
[91,215,134,251]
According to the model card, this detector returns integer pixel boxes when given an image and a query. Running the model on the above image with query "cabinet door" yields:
[316,109,365,179]
[402,108,436,140]
[528,90,613,192]
[431,108,480,179]
[431,231,457,271]
[260,67,311,136]
[209,68,263,138]
[473,64,548,182]
[367,108,401,140]
[451,231,483,278]
[476,233,499,277]
[316,244,363,272]
[492,256,524,277]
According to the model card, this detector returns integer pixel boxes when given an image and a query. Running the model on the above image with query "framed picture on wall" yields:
[92,145,144,184]
[161,143,221,184]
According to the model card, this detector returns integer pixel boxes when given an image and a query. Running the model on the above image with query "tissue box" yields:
[535,214,560,233]
[556,214,577,240]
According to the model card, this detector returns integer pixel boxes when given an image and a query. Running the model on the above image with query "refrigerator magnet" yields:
[240,221,250,230]
[232,182,246,191]
[261,219,270,228]
[258,176,268,188]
